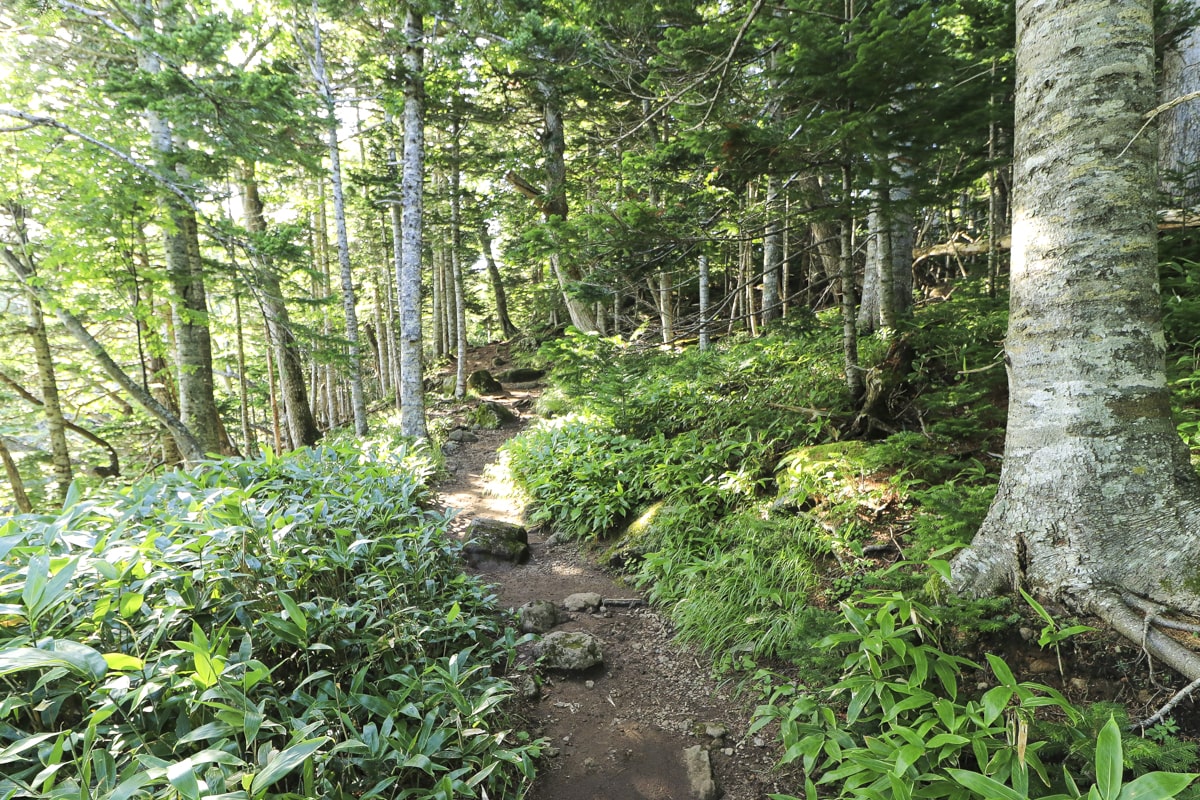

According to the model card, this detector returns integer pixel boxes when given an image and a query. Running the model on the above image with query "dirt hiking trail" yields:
[431,369,791,800]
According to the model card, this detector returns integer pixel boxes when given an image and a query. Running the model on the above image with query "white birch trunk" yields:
[698,253,711,352]
[309,1,367,436]
[398,6,428,439]
[951,0,1200,660]
[762,174,783,326]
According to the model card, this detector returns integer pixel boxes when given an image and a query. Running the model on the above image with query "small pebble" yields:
[585,680,595,689]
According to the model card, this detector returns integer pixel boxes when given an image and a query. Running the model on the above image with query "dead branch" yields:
[1135,675,1200,730]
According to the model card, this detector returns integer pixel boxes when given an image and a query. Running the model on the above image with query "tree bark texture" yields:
[537,79,598,333]
[399,6,428,440]
[762,174,783,326]
[951,0,1200,646]
[8,214,73,502]
[310,2,367,436]
[132,3,223,457]
[242,166,322,448]
[1160,18,1200,204]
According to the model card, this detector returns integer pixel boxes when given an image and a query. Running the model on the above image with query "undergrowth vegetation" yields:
[0,433,538,799]
[497,282,1200,798]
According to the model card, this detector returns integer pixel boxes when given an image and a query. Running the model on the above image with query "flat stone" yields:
[518,600,561,633]
[536,631,604,671]
[448,428,478,443]
[563,592,603,612]
[682,745,720,800]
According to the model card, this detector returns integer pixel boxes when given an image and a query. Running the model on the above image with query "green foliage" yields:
[0,437,539,799]
[752,581,1198,800]
[633,510,841,671]
[497,413,651,539]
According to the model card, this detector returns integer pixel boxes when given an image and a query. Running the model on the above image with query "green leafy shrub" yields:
[0,437,539,800]
[752,576,1197,800]
[497,413,652,539]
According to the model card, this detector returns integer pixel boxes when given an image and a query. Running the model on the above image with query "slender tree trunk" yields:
[398,5,428,439]
[699,253,711,352]
[2,248,205,463]
[450,119,467,398]
[431,239,445,358]
[537,79,598,332]
[242,164,322,447]
[233,290,257,459]
[762,174,783,326]
[657,270,674,343]
[6,208,72,502]
[950,0,1200,679]
[480,224,518,338]
[840,165,863,402]
[309,2,367,436]
[0,437,32,513]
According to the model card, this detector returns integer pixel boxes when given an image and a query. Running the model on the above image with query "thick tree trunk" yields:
[951,0,1200,677]
[242,165,321,448]
[398,6,428,439]
[309,2,367,436]
[1160,16,1200,205]
[134,2,223,457]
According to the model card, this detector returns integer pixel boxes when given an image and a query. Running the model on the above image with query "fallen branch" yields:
[1135,675,1200,730]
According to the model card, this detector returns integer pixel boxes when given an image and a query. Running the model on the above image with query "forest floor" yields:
[430,344,790,800]
[427,343,1200,799]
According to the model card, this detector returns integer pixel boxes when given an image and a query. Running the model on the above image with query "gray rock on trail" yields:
[477,400,518,427]
[535,630,604,671]
[518,600,561,633]
[563,591,603,612]
[498,366,546,383]
[462,518,530,566]
[682,745,721,800]
[448,428,479,443]
[466,369,505,395]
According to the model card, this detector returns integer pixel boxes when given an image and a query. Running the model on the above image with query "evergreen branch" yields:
[0,106,205,215]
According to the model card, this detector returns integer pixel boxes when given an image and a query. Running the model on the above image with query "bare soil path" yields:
[430,367,790,800]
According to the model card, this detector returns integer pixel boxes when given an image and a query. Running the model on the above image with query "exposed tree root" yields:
[1089,589,1200,681]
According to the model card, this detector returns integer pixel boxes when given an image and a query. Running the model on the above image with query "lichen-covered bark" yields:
[952,0,1200,617]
